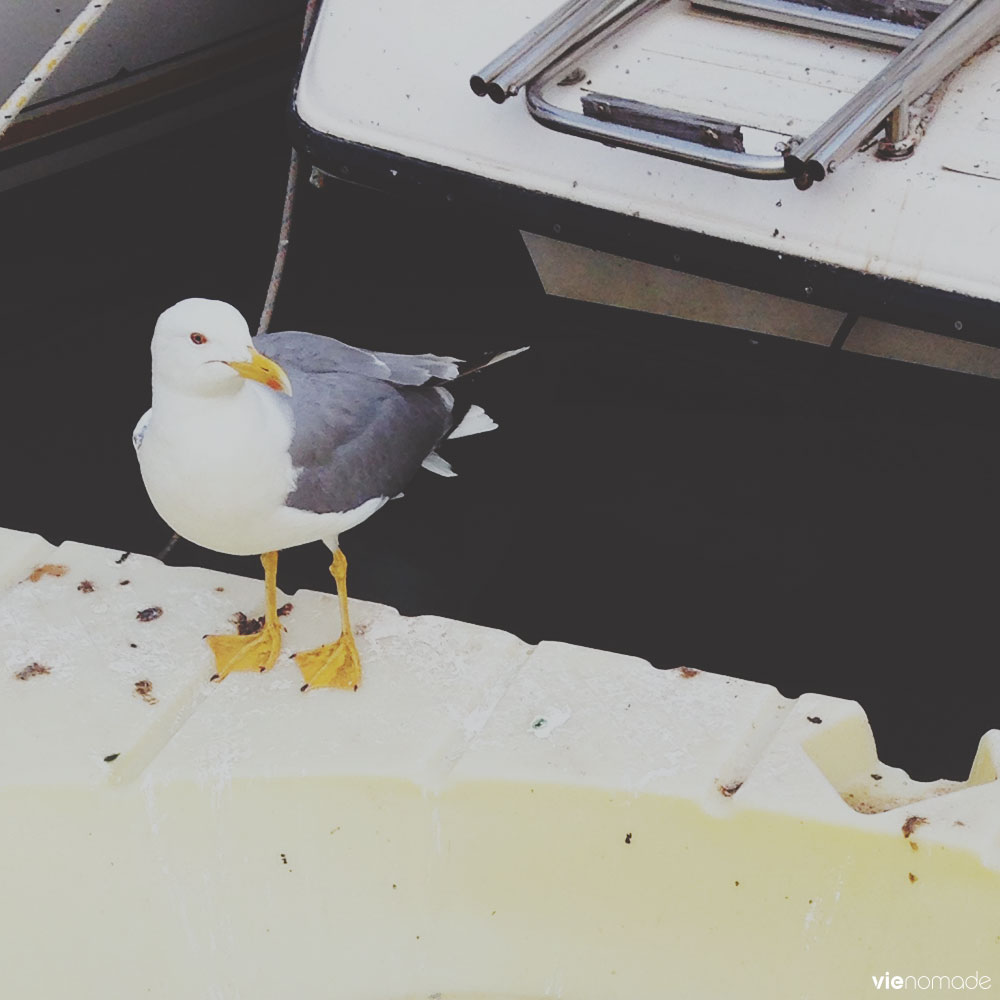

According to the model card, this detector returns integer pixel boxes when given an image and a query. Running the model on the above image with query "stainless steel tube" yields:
[525,0,791,177]
[470,0,590,97]
[789,0,975,169]
[531,0,665,87]
[490,0,997,185]
[788,0,1000,181]
[825,9,999,169]
[483,0,632,103]
[526,84,791,176]
[692,0,920,48]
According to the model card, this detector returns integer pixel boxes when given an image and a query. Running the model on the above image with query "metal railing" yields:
[469,0,1000,187]
[691,0,936,48]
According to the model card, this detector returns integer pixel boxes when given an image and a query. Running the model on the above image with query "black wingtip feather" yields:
[433,345,530,385]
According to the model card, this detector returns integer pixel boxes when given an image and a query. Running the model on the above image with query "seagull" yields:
[134,298,525,691]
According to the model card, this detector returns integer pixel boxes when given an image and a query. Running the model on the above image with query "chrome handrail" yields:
[526,85,792,177]
[471,0,1000,187]
[471,0,589,100]
[471,0,633,104]
[787,0,1000,183]
[691,0,925,47]
[524,0,792,179]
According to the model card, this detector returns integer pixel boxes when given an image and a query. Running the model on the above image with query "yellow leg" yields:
[206,551,283,681]
[294,548,362,691]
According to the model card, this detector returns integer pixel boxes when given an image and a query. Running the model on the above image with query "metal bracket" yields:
[469,0,1000,187]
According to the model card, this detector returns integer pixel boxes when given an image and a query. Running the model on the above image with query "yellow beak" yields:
[227,349,292,396]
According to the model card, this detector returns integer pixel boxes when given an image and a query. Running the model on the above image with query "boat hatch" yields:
[470,0,1000,188]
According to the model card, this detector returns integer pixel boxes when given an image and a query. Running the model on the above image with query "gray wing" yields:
[259,330,461,386]
[254,332,454,514]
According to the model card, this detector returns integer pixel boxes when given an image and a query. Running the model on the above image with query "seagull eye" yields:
[190,332,207,345]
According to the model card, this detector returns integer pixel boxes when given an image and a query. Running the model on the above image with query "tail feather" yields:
[421,451,457,477]
[432,345,526,462]
[448,404,498,440]
[454,345,529,380]
[429,345,529,385]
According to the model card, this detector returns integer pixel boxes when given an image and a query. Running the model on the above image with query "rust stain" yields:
[234,604,292,634]
[719,781,743,797]
[848,800,881,814]
[902,816,927,839]
[15,662,51,680]
[77,580,95,593]
[909,872,918,883]
[557,68,586,87]
[134,679,158,705]
[233,611,264,635]
[26,563,68,582]
[679,666,699,678]
[136,607,163,622]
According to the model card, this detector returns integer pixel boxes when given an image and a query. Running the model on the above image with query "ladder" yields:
[469,0,1000,188]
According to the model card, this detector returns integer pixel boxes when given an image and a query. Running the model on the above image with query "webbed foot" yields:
[207,620,283,681]
[206,550,283,681]
[294,634,361,691]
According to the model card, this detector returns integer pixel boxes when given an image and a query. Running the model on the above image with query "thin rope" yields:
[256,0,321,335]
[156,533,181,562]
[257,147,301,335]
[0,0,116,144]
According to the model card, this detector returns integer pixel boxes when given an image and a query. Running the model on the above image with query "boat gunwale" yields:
[288,97,1000,352]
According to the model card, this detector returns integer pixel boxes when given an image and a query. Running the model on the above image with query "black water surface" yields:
[3,94,999,781]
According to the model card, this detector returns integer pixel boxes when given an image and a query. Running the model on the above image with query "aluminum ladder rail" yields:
[469,0,1000,188]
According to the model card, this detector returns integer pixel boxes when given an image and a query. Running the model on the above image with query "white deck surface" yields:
[297,0,1000,303]
[4,527,1000,996]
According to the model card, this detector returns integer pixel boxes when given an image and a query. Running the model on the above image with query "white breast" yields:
[137,382,302,555]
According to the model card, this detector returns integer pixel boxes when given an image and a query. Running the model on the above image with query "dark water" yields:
[3,93,999,781]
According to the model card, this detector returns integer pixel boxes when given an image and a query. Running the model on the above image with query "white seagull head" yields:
[151,298,291,397]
